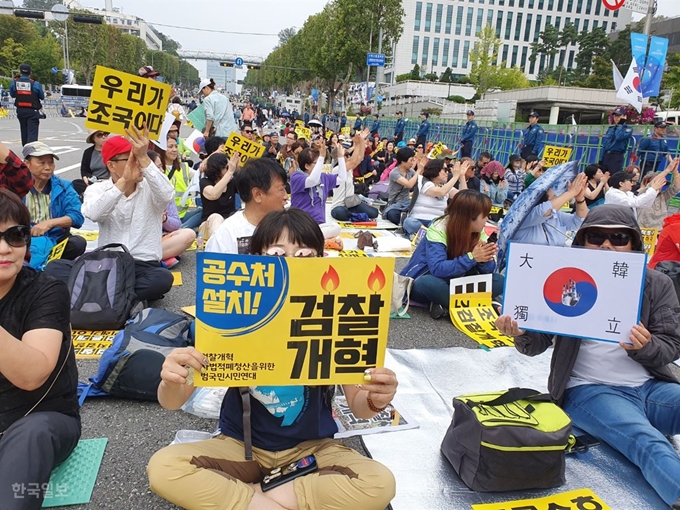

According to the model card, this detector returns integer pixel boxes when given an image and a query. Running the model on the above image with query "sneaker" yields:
[162,256,180,269]
[371,198,387,206]
[429,302,448,320]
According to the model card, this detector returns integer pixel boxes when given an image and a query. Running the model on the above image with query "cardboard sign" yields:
[86,66,172,137]
[542,145,573,167]
[47,238,69,264]
[450,274,492,309]
[295,119,304,128]
[325,130,334,141]
[639,227,659,257]
[295,126,312,140]
[195,254,394,386]
[450,305,515,348]
[503,242,646,343]
[72,330,117,359]
[223,132,266,167]
[472,488,611,510]
[341,127,351,136]
[427,141,445,160]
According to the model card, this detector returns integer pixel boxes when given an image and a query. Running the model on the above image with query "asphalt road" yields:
[0,116,482,510]
[2,117,677,510]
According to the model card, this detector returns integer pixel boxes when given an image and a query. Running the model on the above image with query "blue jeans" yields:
[563,380,680,505]
[330,202,379,221]
[403,217,430,237]
[181,208,203,229]
[411,273,505,308]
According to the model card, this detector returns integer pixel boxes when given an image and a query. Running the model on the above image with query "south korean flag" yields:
[616,56,643,113]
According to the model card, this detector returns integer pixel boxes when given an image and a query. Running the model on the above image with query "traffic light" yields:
[220,62,235,68]
[14,9,44,19]
[72,14,103,24]
[247,64,261,70]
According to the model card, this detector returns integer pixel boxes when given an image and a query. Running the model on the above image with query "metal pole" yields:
[643,0,655,36]
[375,27,384,110]
[366,26,373,105]
[65,21,70,76]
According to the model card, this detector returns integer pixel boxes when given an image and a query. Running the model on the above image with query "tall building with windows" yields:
[387,0,632,82]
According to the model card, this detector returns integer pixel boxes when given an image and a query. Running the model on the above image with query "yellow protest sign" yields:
[371,142,384,157]
[451,306,514,348]
[472,488,611,510]
[427,141,445,159]
[338,250,370,258]
[341,127,351,136]
[47,238,69,264]
[295,119,304,127]
[195,254,394,386]
[223,132,266,167]
[640,227,659,257]
[72,330,118,359]
[542,145,573,167]
[86,65,171,137]
[70,229,99,241]
[295,126,312,140]
[325,130,334,141]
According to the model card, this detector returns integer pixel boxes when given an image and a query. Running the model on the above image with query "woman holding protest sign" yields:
[401,189,503,319]
[148,208,398,510]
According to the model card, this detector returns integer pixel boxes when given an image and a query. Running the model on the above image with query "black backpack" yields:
[67,243,136,330]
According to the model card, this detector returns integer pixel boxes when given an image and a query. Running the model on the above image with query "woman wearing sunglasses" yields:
[497,204,680,509]
[0,188,80,509]
[149,208,399,510]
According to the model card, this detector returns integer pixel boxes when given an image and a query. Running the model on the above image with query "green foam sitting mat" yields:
[42,438,108,508]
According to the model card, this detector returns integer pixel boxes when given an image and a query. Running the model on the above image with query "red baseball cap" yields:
[102,136,132,165]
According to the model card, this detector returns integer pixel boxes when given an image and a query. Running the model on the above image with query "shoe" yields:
[371,199,387,206]
[429,302,448,320]
[162,256,180,269]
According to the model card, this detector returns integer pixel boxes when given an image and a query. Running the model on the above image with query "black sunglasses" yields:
[243,130,253,134]
[584,231,632,247]
[0,225,31,247]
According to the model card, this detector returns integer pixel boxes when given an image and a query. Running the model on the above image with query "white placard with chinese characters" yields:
[502,242,646,343]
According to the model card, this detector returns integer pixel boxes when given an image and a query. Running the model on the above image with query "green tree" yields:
[439,67,453,83]
[0,39,26,78]
[658,51,680,109]
[580,56,615,89]
[22,0,59,8]
[469,24,502,96]
[410,64,421,80]
[22,36,62,84]
[557,23,578,69]
[152,30,180,56]
[277,27,297,47]
[574,27,610,77]
[530,25,560,72]
[0,16,38,49]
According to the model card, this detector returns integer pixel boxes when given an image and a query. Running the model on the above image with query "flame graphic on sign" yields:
[367,265,386,292]
[321,266,340,292]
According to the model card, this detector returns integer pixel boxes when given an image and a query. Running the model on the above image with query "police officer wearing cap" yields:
[637,120,671,177]
[9,64,45,146]
[519,111,544,160]
[601,107,634,174]
[394,111,405,143]
[459,110,478,158]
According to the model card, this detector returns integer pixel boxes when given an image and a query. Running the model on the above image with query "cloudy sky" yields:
[80,0,680,77]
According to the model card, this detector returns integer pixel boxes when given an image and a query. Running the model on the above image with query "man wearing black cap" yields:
[601,107,634,174]
[393,111,405,144]
[519,111,544,160]
[9,64,44,145]
[459,110,478,158]
[637,121,671,177]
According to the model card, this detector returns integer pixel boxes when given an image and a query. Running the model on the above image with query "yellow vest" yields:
[166,162,193,217]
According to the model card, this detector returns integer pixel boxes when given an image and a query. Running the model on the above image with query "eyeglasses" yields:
[0,225,31,247]
[416,145,423,149]
[95,132,108,138]
[584,231,632,247]
[265,247,317,258]
[243,130,254,134]
[110,158,129,163]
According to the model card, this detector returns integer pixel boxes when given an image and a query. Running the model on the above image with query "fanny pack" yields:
[441,388,574,492]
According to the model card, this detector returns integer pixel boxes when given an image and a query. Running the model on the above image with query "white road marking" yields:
[55,163,81,175]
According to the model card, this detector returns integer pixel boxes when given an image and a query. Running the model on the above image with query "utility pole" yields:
[643,0,655,36]
[375,27,384,110]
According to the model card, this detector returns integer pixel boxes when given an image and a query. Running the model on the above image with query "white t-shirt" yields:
[205,210,256,254]
[410,181,447,221]
[566,339,653,389]
[331,171,354,209]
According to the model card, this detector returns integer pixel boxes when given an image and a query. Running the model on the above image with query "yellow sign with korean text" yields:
[223,132,266,167]
[640,227,659,257]
[47,237,69,264]
[295,119,304,128]
[295,126,312,140]
[195,254,394,386]
[86,65,172,137]
[427,141,445,160]
[325,130,334,140]
[72,330,118,359]
[341,127,351,136]
[542,145,573,168]
[450,306,514,348]
[472,488,611,510]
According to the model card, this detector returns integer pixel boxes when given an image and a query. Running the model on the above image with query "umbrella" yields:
[308,119,323,127]
[496,160,579,271]
[281,112,291,117]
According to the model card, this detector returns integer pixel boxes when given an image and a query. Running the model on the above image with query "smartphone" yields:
[260,455,318,492]
[570,433,601,454]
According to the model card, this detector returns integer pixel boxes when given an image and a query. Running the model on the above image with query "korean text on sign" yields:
[428,142,445,160]
[542,145,573,168]
[472,487,611,510]
[503,242,646,343]
[295,126,312,141]
[86,66,171,137]
[223,132,266,167]
[195,254,394,386]
[639,227,659,257]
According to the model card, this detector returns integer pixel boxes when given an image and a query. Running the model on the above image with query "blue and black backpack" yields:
[78,308,193,403]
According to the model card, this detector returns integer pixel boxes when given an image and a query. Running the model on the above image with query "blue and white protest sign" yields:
[502,243,646,343]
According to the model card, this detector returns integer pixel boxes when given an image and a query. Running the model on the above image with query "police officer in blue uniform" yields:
[519,111,544,160]
[340,111,347,129]
[459,110,478,158]
[353,114,364,132]
[9,64,44,146]
[370,114,381,138]
[393,111,405,143]
[415,112,430,148]
[637,120,671,177]
[601,107,634,174]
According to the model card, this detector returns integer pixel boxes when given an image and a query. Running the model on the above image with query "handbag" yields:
[391,273,413,317]
[441,388,574,492]
[344,194,362,208]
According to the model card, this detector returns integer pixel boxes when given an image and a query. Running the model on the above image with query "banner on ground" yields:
[86,65,171,137]
[542,145,573,167]
[72,330,117,359]
[472,487,611,510]
[503,242,646,343]
[449,274,514,348]
[223,132,266,167]
[195,253,394,386]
